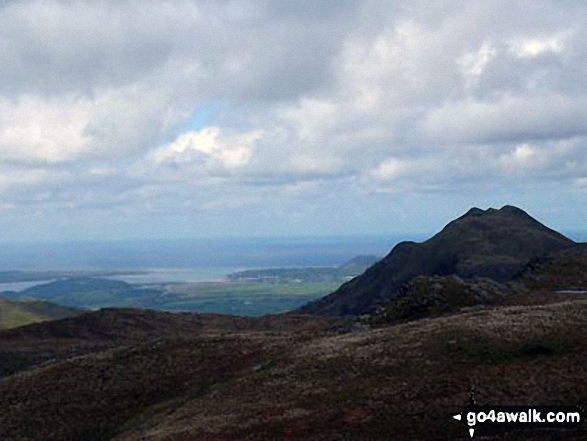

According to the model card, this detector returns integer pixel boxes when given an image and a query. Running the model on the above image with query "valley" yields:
[0,256,378,326]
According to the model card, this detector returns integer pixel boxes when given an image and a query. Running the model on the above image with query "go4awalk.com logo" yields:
[452,405,584,438]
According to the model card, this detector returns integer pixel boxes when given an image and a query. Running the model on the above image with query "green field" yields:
[2,277,342,317]
[0,297,81,329]
[159,280,342,316]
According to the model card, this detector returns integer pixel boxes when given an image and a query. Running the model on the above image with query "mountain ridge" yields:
[300,205,576,316]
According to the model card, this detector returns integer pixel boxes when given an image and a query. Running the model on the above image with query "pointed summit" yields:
[300,205,574,316]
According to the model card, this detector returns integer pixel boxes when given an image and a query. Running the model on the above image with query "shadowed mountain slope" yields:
[0,308,337,379]
[514,243,587,291]
[300,205,575,316]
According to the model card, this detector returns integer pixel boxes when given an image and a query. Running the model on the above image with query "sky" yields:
[0,0,586,242]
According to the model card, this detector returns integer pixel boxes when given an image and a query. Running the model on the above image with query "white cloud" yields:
[339,19,459,109]
[370,158,409,181]
[279,99,339,141]
[507,143,537,161]
[460,42,495,77]
[147,126,259,179]
[154,128,221,160]
[508,34,568,58]
[498,143,539,172]
[0,96,91,163]
[458,42,497,89]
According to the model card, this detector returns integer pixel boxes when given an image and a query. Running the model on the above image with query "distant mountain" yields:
[0,296,81,330]
[226,255,380,283]
[300,205,575,316]
[2,277,163,310]
[337,255,380,272]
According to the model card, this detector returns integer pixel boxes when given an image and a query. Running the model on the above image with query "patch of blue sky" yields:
[174,102,221,137]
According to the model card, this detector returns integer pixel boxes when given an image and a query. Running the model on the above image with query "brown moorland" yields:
[0,298,586,440]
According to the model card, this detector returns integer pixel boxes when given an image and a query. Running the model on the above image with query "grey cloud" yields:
[0,0,356,103]
[262,0,358,21]
[0,1,197,97]
[422,95,587,145]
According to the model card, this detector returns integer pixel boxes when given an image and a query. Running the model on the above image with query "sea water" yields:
[0,235,406,280]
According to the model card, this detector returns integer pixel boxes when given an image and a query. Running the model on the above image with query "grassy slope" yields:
[0,297,80,330]
[0,299,585,440]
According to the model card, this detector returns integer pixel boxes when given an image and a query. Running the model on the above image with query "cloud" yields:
[0,96,91,163]
[508,33,568,58]
[458,42,497,89]
[499,144,539,170]
[0,168,70,192]
[1,0,587,238]
[370,158,410,181]
[151,126,258,171]
[0,1,201,97]
[576,177,587,190]
[422,94,587,145]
